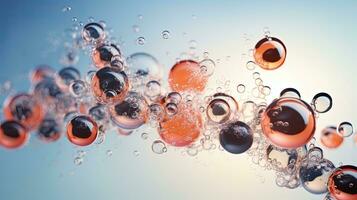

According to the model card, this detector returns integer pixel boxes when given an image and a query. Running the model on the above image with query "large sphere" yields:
[328,165,357,200]
[219,121,253,154]
[261,97,316,149]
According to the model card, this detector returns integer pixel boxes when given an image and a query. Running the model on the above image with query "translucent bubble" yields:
[206,98,231,124]
[92,44,121,68]
[91,67,129,104]
[213,93,239,114]
[219,121,253,154]
[266,145,298,171]
[338,122,354,137]
[110,55,125,71]
[254,37,287,70]
[133,150,140,157]
[66,115,98,146]
[144,80,161,99]
[136,37,145,45]
[320,126,344,149]
[159,103,202,147]
[3,93,44,130]
[89,104,108,123]
[328,165,357,200]
[261,97,316,148]
[162,30,170,39]
[74,157,83,165]
[106,150,113,157]
[246,61,257,70]
[37,117,61,142]
[126,52,163,81]
[166,92,182,104]
[199,59,215,77]
[132,25,140,33]
[241,101,257,122]
[262,86,271,96]
[62,6,71,12]
[252,72,260,79]
[30,65,55,83]
[0,120,28,149]
[151,140,167,154]
[165,103,178,116]
[82,22,105,43]
[237,84,246,93]
[141,132,148,140]
[311,92,333,113]
[69,80,87,97]
[109,92,148,129]
[56,67,81,89]
[307,146,324,161]
[169,60,207,92]
[280,88,301,99]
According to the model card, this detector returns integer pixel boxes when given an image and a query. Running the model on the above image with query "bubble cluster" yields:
[0,19,355,200]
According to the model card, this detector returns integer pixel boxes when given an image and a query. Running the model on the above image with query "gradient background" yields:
[0,1,356,200]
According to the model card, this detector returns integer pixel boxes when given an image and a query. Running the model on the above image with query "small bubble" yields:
[132,25,140,33]
[72,17,78,22]
[137,14,143,20]
[246,61,257,70]
[141,132,148,140]
[338,121,354,137]
[62,6,71,12]
[189,40,197,48]
[237,84,246,93]
[106,150,113,157]
[136,37,145,45]
[133,150,140,157]
[252,72,260,79]
[311,92,332,113]
[280,88,301,99]
[152,140,167,154]
[74,157,83,165]
[162,30,170,39]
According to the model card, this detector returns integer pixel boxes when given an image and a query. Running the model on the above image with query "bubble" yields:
[219,121,253,154]
[241,101,257,122]
[166,92,182,104]
[159,103,202,147]
[82,22,105,43]
[320,126,344,149]
[237,84,246,93]
[152,140,167,154]
[0,120,28,149]
[328,165,357,200]
[62,6,71,12]
[246,61,257,70]
[212,93,239,114]
[199,59,215,77]
[169,60,208,92]
[144,80,161,99]
[280,88,301,99]
[91,67,129,104]
[165,103,178,116]
[137,14,143,20]
[74,157,83,165]
[117,127,133,136]
[37,117,61,142]
[149,103,165,122]
[136,37,145,45]
[110,55,125,71]
[300,158,335,194]
[69,80,88,97]
[261,97,316,149]
[338,122,354,138]
[252,72,260,79]
[262,86,271,96]
[132,25,140,33]
[206,98,231,124]
[66,115,98,146]
[92,44,121,68]
[308,146,324,161]
[56,67,81,89]
[266,145,298,171]
[106,150,113,157]
[162,30,170,39]
[88,104,108,123]
[311,92,333,113]
[3,93,44,130]
[141,132,148,140]
[254,37,287,70]
[133,150,140,157]
[30,65,55,83]
[126,52,163,81]
[109,92,148,129]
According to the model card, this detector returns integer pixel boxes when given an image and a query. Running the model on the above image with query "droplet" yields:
[62,6,71,12]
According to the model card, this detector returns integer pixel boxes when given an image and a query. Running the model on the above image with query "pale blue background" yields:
[0,1,356,200]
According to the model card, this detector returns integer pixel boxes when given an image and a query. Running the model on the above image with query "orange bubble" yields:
[30,65,55,83]
[328,165,357,200]
[91,44,121,68]
[261,97,315,149]
[66,115,98,146]
[159,103,202,147]
[168,60,207,92]
[320,126,344,149]
[254,37,286,70]
[0,120,28,149]
[3,93,45,130]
